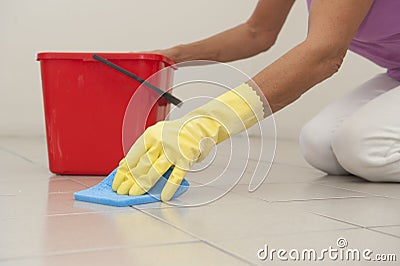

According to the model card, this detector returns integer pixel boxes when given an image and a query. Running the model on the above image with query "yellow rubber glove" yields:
[112,83,265,201]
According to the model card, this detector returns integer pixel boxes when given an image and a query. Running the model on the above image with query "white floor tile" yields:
[188,161,326,190]
[0,177,87,196]
[216,228,400,265]
[0,136,49,167]
[0,210,196,260]
[217,137,312,169]
[65,176,105,188]
[1,242,247,266]
[263,164,326,184]
[231,182,368,202]
[370,225,400,238]
[142,200,355,242]
[282,197,400,227]
[2,136,399,265]
[312,174,366,184]
[0,191,132,219]
[322,182,400,199]
[0,149,50,182]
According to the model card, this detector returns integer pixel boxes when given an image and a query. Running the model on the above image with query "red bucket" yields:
[37,52,175,175]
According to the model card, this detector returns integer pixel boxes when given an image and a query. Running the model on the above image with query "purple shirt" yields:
[307,0,400,80]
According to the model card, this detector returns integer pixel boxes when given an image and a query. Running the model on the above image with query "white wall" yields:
[0,0,383,139]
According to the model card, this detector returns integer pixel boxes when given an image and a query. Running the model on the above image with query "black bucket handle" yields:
[93,54,182,106]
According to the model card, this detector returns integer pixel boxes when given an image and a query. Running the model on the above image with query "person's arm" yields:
[113,0,374,202]
[253,0,374,113]
[157,0,295,63]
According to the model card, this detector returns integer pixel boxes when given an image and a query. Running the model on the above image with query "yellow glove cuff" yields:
[185,83,265,143]
[216,83,265,128]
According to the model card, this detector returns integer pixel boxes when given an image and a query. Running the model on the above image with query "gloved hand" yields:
[112,83,265,201]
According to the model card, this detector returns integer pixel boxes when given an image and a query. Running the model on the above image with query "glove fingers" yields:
[114,145,159,194]
[112,160,131,191]
[130,145,160,176]
[124,135,147,169]
[123,147,159,196]
[112,135,146,191]
[161,161,188,202]
[116,178,135,195]
[129,155,171,196]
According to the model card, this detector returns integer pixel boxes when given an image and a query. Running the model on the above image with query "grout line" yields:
[366,227,400,239]
[276,195,383,204]
[317,182,389,198]
[264,195,369,203]
[42,239,202,257]
[132,207,254,265]
[1,147,37,164]
[0,240,202,263]
[47,178,96,192]
[253,197,388,230]
[310,212,366,229]
[197,240,256,266]
[69,180,93,188]
[251,195,371,204]
[367,224,400,229]
[0,208,134,221]
[68,178,105,188]
[231,227,364,243]
[316,182,400,200]
[199,240,256,266]
[48,191,85,195]
[44,209,131,217]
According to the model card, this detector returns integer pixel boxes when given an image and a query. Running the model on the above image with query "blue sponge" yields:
[74,168,189,207]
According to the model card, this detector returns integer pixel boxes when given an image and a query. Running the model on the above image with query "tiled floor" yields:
[1,136,400,265]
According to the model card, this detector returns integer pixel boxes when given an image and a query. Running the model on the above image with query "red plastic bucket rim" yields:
[36,52,176,67]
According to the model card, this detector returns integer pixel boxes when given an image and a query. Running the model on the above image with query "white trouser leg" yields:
[299,74,400,176]
[332,81,400,182]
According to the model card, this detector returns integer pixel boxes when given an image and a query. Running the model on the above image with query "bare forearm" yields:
[156,0,295,63]
[254,0,374,113]
[167,22,276,63]
[253,40,346,113]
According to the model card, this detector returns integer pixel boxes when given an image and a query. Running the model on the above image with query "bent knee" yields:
[332,121,400,182]
[299,122,349,175]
